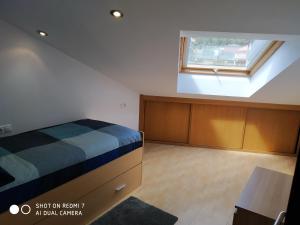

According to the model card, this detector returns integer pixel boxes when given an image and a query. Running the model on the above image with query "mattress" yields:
[0,119,142,213]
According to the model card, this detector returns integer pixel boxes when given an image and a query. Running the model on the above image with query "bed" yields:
[0,119,143,225]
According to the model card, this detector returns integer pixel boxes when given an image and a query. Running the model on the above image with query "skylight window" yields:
[179,37,283,76]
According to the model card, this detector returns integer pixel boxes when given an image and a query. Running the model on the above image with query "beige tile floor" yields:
[133,143,296,225]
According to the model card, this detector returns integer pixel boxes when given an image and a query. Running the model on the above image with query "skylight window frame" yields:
[179,37,284,76]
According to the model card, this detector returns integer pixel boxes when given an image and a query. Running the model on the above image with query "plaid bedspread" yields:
[0,119,142,212]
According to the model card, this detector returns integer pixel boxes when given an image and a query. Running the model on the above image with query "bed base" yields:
[0,147,143,225]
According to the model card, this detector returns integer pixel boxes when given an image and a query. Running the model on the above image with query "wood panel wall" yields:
[189,105,247,149]
[243,109,300,154]
[144,101,190,143]
[140,95,300,155]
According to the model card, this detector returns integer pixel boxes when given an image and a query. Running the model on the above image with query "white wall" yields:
[0,20,139,134]
[1,1,300,105]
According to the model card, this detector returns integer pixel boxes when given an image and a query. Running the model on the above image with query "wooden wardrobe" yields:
[140,95,300,155]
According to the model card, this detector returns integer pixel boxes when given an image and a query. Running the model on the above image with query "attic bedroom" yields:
[0,1,299,225]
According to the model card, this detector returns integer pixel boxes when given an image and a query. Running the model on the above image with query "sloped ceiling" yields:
[0,0,300,104]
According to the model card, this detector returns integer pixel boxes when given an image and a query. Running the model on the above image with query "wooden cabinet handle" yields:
[115,184,127,192]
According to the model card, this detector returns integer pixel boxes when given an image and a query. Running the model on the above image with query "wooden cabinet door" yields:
[144,101,190,143]
[189,104,247,149]
[243,109,300,154]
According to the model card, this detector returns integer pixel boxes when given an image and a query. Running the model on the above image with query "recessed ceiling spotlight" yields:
[37,30,48,37]
[110,10,123,18]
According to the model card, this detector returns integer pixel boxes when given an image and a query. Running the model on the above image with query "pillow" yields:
[0,167,14,187]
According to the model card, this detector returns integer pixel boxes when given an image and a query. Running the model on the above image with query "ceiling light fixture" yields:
[110,10,123,18]
[37,30,48,37]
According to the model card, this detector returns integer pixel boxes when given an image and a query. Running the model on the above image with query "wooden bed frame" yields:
[0,144,143,225]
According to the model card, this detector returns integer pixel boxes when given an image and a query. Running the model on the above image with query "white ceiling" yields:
[0,0,300,104]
